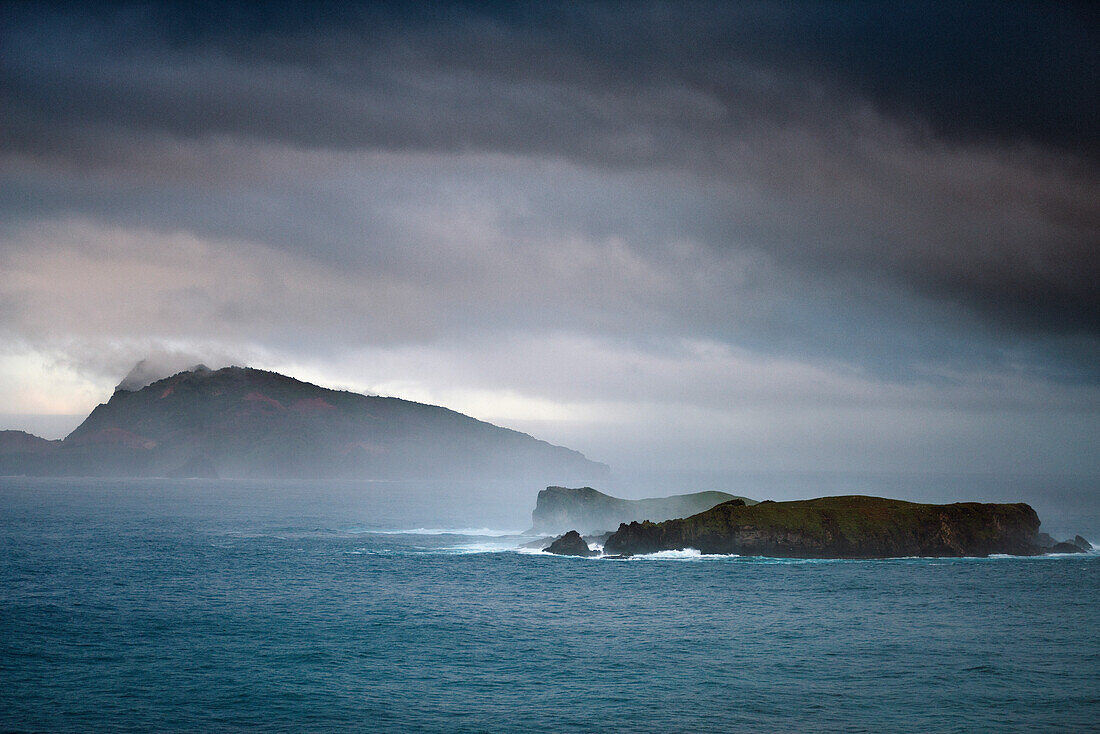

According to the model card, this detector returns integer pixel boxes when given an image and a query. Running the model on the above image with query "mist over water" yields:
[0,478,538,535]
[4,472,1095,538]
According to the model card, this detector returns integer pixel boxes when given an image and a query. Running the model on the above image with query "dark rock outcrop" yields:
[544,530,597,557]
[603,495,1045,559]
[524,530,613,551]
[0,365,608,481]
[1034,531,1091,553]
[1049,541,1085,554]
[531,485,756,535]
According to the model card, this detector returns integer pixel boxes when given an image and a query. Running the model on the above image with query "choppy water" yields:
[1,478,1098,732]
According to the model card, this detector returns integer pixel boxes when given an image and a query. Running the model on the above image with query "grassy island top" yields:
[687,495,1036,539]
[606,494,1043,558]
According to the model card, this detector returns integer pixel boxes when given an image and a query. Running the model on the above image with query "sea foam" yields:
[348,527,525,537]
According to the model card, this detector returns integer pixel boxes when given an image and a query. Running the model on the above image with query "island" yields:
[591,495,1089,558]
[530,485,756,535]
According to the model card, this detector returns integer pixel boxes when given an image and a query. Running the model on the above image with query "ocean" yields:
[1,477,1098,732]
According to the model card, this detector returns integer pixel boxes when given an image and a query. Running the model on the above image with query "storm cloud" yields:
[1,1,1097,474]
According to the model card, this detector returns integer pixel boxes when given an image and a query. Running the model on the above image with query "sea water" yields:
[1,477,1098,732]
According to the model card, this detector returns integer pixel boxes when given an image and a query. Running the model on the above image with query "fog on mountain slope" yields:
[0,365,608,484]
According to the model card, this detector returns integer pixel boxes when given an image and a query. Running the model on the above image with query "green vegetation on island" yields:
[602,495,1059,558]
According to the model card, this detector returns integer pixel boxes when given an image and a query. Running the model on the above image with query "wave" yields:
[443,541,523,554]
[334,530,1100,561]
[632,548,712,561]
[345,527,526,537]
[531,549,1100,563]
[514,546,552,556]
[336,542,1100,563]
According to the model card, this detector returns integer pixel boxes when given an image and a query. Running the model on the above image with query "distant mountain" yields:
[0,430,60,455]
[530,485,757,535]
[0,366,608,482]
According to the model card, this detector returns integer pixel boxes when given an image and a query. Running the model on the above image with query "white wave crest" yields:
[642,548,704,560]
[347,527,525,537]
[445,542,520,554]
[629,548,741,561]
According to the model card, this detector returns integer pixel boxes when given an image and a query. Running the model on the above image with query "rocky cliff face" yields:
[531,486,756,535]
[0,366,608,482]
[603,495,1044,558]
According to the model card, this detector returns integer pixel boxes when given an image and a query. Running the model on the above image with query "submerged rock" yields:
[544,530,597,557]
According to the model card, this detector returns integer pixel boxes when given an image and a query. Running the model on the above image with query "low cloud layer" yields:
[1,2,1097,474]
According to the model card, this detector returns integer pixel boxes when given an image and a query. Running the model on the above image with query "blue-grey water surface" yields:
[1,478,1098,732]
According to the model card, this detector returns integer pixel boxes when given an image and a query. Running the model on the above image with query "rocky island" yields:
[544,530,598,557]
[530,485,756,535]
[594,495,1089,558]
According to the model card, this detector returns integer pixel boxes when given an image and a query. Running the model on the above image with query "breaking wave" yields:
[347,527,525,537]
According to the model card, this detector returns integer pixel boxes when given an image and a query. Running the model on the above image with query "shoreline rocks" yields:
[544,530,597,557]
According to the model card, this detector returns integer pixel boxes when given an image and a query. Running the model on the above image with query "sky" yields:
[1,1,1098,476]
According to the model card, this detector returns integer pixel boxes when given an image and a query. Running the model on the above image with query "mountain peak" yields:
[25,365,610,482]
[116,358,216,393]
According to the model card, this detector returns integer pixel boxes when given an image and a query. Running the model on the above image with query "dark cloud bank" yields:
[0,1,1097,473]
